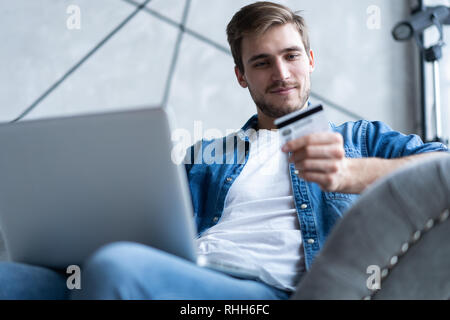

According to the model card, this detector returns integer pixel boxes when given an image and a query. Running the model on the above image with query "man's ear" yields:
[234,66,248,88]
[309,49,315,73]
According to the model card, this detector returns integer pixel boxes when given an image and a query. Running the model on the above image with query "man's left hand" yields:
[281,132,349,192]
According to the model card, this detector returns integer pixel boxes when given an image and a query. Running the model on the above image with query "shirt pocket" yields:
[324,192,358,201]
[323,192,359,219]
[323,196,358,220]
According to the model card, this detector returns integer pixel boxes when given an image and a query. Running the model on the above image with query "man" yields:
[0,1,447,300]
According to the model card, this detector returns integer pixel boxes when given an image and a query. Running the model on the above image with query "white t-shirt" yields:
[195,129,306,292]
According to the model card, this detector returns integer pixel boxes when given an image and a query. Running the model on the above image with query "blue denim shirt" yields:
[183,114,448,270]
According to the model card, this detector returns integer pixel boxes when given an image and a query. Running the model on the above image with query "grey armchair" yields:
[292,153,450,300]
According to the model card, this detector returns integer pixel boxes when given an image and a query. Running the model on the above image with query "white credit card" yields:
[274,104,330,145]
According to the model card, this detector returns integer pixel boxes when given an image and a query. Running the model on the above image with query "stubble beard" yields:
[249,81,311,119]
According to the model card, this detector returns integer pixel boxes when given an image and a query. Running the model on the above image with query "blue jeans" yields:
[0,242,291,300]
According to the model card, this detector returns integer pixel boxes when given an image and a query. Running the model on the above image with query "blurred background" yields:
[1,0,449,144]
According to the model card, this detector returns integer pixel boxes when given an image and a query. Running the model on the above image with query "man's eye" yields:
[254,62,267,68]
[287,54,300,60]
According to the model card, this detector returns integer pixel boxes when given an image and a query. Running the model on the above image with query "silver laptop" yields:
[0,107,260,280]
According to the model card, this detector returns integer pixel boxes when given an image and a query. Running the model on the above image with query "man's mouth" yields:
[269,87,297,95]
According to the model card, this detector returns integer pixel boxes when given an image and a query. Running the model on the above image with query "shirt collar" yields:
[237,114,258,141]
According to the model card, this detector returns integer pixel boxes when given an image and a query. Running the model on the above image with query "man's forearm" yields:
[341,152,446,194]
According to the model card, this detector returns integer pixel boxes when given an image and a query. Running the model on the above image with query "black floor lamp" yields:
[392,5,450,145]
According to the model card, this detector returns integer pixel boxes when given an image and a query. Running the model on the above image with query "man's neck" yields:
[256,112,277,131]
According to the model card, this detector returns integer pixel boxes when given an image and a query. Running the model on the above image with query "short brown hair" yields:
[226,1,310,74]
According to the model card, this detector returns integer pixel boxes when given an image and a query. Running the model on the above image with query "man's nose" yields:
[272,59,290,81]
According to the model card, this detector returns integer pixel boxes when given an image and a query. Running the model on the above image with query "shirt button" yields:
[307,239,315,244]
[226,177,233,182]
[213,217,219,223]
[300,204,308,210]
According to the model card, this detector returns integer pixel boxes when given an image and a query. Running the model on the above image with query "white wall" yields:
[423,0,450,143]
[0,0,426,143]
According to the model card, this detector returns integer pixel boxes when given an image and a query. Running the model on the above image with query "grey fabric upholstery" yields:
[292,153,450,300]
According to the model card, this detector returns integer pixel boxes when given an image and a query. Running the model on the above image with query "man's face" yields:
[235,23,315,119]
